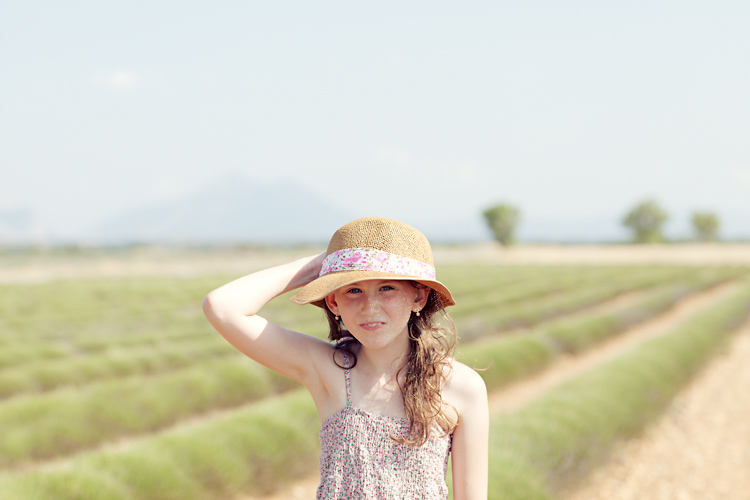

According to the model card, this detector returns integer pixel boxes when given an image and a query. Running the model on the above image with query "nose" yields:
[361,292,381,314]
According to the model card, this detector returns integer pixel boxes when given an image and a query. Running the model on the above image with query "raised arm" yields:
[202,252,329,386]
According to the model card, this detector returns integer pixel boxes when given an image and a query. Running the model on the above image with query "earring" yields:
[415,309,420,317]
[334,315,340,321]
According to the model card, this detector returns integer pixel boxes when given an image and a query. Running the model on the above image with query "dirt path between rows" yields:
[563,316,750,500]
[246,280,742,500]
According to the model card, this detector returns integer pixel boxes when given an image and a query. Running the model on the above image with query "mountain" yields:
[90,174,354,245]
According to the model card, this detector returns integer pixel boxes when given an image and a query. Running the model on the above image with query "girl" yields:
[203,217,489,499]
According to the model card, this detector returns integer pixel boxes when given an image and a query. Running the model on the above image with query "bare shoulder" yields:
[443,359,488,415]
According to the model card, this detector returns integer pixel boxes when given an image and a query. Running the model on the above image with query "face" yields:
[325,279,429,352]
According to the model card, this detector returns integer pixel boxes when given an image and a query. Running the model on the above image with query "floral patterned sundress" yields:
[317,354,452,499]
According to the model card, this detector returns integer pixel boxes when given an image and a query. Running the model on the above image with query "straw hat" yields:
[290,217,455,308]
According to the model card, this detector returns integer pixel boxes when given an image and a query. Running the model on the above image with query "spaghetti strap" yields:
[342,352,352,408]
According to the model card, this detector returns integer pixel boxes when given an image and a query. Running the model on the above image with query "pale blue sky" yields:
[2,1,749,241]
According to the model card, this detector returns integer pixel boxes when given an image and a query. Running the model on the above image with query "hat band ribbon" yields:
[320,247,436,280]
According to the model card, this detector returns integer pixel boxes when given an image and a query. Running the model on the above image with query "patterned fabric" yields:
[317,354,452,499]
[319,247,437,280]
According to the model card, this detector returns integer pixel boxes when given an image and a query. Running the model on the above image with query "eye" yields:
[346,287,362,294]
[380,285,395,291]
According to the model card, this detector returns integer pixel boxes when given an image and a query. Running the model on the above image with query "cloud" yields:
[93,70,140,89]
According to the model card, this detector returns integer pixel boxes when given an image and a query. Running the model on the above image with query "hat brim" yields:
[290,270,455,309]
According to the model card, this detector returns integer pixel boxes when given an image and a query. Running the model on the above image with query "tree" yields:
[622,199,668,243]
[691,211,720,242]
[482,203,520,246]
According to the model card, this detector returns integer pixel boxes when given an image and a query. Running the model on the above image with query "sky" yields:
[2,1,749,242]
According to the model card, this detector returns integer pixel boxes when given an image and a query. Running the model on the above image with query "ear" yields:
[324,293,339,315]
[413,286,430,310]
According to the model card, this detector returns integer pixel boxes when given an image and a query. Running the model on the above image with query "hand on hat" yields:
[299,251,327,286]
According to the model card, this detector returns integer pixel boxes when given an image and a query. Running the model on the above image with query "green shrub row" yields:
[449,265,679,319]
[0,358,300,467]
[541,266,743,354]
[457,267,626,304]
[0,277,220,337]
[486,282,750,500]
[0,324,216,370]
[458,275,668,338]
[438,264,618,296]
[458,270,744,391]
[0,390,320,500]
[0,343,71,369]
[0,337,237,398]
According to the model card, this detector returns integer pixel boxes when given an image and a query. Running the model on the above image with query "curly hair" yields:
[324,283,458,446]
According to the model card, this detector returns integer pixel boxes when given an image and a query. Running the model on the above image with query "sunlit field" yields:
[1,245,749,499]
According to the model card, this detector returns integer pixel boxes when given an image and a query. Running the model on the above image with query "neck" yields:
[356,332,411,378]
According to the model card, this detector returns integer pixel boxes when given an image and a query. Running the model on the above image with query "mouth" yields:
[359,322,385,331]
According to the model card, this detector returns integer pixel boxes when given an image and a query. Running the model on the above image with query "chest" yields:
[347,368,407,419]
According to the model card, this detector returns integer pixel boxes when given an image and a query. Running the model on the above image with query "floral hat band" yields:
[320,247,437,280]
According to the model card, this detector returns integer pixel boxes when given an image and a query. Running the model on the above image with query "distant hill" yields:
[90,174,354,245]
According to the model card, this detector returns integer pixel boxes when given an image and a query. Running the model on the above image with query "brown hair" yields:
[326,283,458,446]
